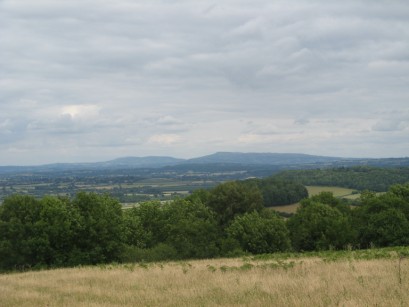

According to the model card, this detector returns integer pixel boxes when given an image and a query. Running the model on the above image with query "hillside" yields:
[1,248,408,307]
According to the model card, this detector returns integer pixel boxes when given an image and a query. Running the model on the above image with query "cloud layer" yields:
[1,0,408,164]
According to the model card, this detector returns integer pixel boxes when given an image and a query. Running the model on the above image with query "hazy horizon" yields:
[1,0,408,165]
[1,151,408,167]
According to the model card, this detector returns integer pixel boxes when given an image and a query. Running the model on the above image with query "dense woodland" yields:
[1,176,409,271]
[275,166,409,191]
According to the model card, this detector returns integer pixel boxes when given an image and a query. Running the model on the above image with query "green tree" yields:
[130,201,165,248]
[162,199,220,259]
[301,192,352,216]
[206,181,264,227]
[246,177,308,207]
[70,192,124,264]
[354,185,409,247]
[227,211,290,254]
[123,208,150,248]
[0,195,78,269]
[288,202,355,251]
[0,195,43,269]
[36,196,79,266]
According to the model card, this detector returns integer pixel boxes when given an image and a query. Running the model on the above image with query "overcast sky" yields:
[1,0,408,165]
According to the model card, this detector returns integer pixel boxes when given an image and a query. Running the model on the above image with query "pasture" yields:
[1,248,408,306]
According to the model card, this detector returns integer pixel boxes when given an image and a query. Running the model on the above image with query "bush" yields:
[288,202,355,251]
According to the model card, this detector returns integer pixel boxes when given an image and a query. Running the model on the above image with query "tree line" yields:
[274,166,409,192]
[1,179,409,271]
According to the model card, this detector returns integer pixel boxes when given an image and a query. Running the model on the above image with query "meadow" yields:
[1,248,408,307]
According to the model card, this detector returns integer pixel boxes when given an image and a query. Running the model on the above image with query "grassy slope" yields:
[1,248,409,306]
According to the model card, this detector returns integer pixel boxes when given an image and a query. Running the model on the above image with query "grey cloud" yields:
[1,0,409,163]
[372,120,406,132]
[294,118,310,126]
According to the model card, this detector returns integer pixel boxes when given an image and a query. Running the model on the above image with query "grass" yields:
[1,248,409,306]
[306,186,358,198]
[270,203,300,213]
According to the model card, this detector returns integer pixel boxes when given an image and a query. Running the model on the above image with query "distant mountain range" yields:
[186,152,342,165]
[0,152,409,174]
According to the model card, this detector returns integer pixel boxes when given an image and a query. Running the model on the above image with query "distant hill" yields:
[185,152,342,165]
[0,152,409,175]
[0,156,184,174]
[99,156,185,168]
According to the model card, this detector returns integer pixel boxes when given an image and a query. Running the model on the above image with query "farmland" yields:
[0,169,227,204]
[271,186,359,214]
[1,247,409,307]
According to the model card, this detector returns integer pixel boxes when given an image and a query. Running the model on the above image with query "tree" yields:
[122,208,150,248]
[354,185,409,248]
[288,202,355,251]
[70,192,124,264]
[301,192,352,216]
[246,177,308,207]
[227,211,290,254]
[162,199,220,259]
[129,201,166,248]
[0,195,43,269]
[206,181,264,227]
[359,208,409,247]
[0,195,78,269]
[36,196,79,266]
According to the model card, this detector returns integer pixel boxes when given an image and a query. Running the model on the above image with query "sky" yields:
[1,0,409,165]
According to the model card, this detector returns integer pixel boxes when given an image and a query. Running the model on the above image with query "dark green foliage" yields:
[227,211,290,254]
[122,198,221,260]
[185,189,211,205]
[206,181,264,226]
[70,192,124,265]
[162,199,220,259]
[288,202,355,251]
[120,243,178,263]
[35,196,79,266]
[126,201,165,248]
[245,177,308,207]
[122,209,150,248]
[301,192,352,216]
[354,184,409,248]
[2,182,409,271]
[0,195,46,269]
[275,166,409,192]
[0,193,124,270]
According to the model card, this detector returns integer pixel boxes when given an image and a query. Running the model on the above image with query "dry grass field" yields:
[1,254,408,307]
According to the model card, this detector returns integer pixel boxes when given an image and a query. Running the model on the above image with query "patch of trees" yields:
[274,166,409,192]
[2,182,409,272]
[243,177,308,206]
[0,193,123,270]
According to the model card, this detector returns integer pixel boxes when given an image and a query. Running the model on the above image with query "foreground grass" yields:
[1,248,409,306]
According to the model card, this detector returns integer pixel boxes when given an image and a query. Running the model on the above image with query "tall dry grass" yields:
[0,256,408,306]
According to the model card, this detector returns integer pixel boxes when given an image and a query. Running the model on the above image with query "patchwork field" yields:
[1,249,408,306]
[272,186,359,214]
